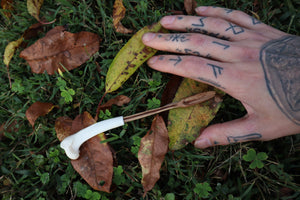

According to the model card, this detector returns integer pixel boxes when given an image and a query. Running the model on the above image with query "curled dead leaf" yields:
[55,112,113,193]
[26,102,57,128]
[20,26,101,75]
[138,115,169,196]
[184,0,197,15]
[113,0,133,34]
[27,0,43,22]
[1,0,14,19]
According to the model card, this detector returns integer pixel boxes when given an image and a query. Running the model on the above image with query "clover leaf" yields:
[243,148,268,169]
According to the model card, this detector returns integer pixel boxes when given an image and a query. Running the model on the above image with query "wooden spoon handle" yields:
[123,91,216,123]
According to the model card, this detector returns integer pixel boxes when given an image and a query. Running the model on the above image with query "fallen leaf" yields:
[167,78,223,150]
[26,102,56,127]
[22,23,43,41]
[55,112,114,193]
[105,22,167,93]
[20,26,100,75]
[27,0,43,21]
[113,0,133,34]
[0,120,20,141]
[4,37,24,67]
[184,0,197,15]
[138,115,169,196]
[1,0,14,19]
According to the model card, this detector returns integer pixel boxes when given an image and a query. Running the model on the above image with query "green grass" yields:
[1,0,300,199]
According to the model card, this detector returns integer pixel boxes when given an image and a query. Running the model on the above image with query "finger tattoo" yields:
[207,63,224,78]
[225,22,245,35]
[227,133,262,144]
[212,41,230,49]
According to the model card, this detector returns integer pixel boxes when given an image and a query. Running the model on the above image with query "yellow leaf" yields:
[4,37,24,66]
[27,0,44,21]
[105,22,167,93]
[167,78,223,150]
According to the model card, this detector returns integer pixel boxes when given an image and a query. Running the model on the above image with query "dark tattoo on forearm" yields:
[260,35,300,125]
[169,56,182,66]
[191,17,207,27]
[225,22,244,35]
[251,17,262,25]
[186,27,230,41]
[227,133,262,144]
[207,63,224,78]
[212,41,230,49]
[197,77,225,89]
[165,34,190,42]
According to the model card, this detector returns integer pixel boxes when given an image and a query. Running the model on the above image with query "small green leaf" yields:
[105,22,167,93]
[257,152,268,160]
[194,182,212,198]
[243,149,257,162]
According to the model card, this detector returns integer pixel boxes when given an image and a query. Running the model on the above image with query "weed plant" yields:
[1,0,300,199]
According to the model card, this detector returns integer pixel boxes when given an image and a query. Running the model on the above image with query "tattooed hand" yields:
[142,6,300,148]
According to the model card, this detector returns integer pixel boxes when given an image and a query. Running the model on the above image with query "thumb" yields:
[194,115,262,149]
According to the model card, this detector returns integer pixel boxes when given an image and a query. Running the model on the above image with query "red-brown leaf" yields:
[184,0,197,15]
[113,0,133,34]
[1,0,13,19]
[55,112,113,193]
[26,102,56,127]
[138,115,169,195]
[20,26,101,75]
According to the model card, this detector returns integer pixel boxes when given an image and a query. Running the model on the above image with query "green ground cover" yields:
[1,0,299,199]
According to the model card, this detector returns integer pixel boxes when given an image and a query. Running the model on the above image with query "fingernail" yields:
[160,16,176,25]
[142,33,156,43]
[194,138,211,149]
[148,56,158,65]
[196,6,208,13]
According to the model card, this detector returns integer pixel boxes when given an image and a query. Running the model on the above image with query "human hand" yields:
[142,6,300,148]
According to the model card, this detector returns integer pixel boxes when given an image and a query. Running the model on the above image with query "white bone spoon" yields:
[60,91,216,160]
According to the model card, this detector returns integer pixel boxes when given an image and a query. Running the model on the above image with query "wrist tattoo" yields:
[227,133,262,143]
[225,22,244,35]
[260,35,300,125]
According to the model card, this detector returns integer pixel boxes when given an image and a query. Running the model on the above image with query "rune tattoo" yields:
[260,35,300,125]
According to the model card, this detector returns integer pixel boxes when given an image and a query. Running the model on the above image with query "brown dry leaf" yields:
[20,26,100,75]
[113,0,133,34]
[95,95,131,120]
[55,112,114,193]
[1,0,14,19]
[138,115,169,196]
[0,120,20,141]
[26,102,57,127]
[27,0,43,21]
[184,0,197,15]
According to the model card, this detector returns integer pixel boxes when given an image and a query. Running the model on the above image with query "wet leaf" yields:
[4,37,23,67]
[22,23,43,41]
[105,22,167,93]
[1,0,14,19]
[55,112,114,193]
[113,0,133,34]
[27,0,43,21]
[138,115,169,195]
[99,95,131,111]
[26,102,57,127]
[168,78,223,150]
[20,26,100,75]
[184,0,197,15]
